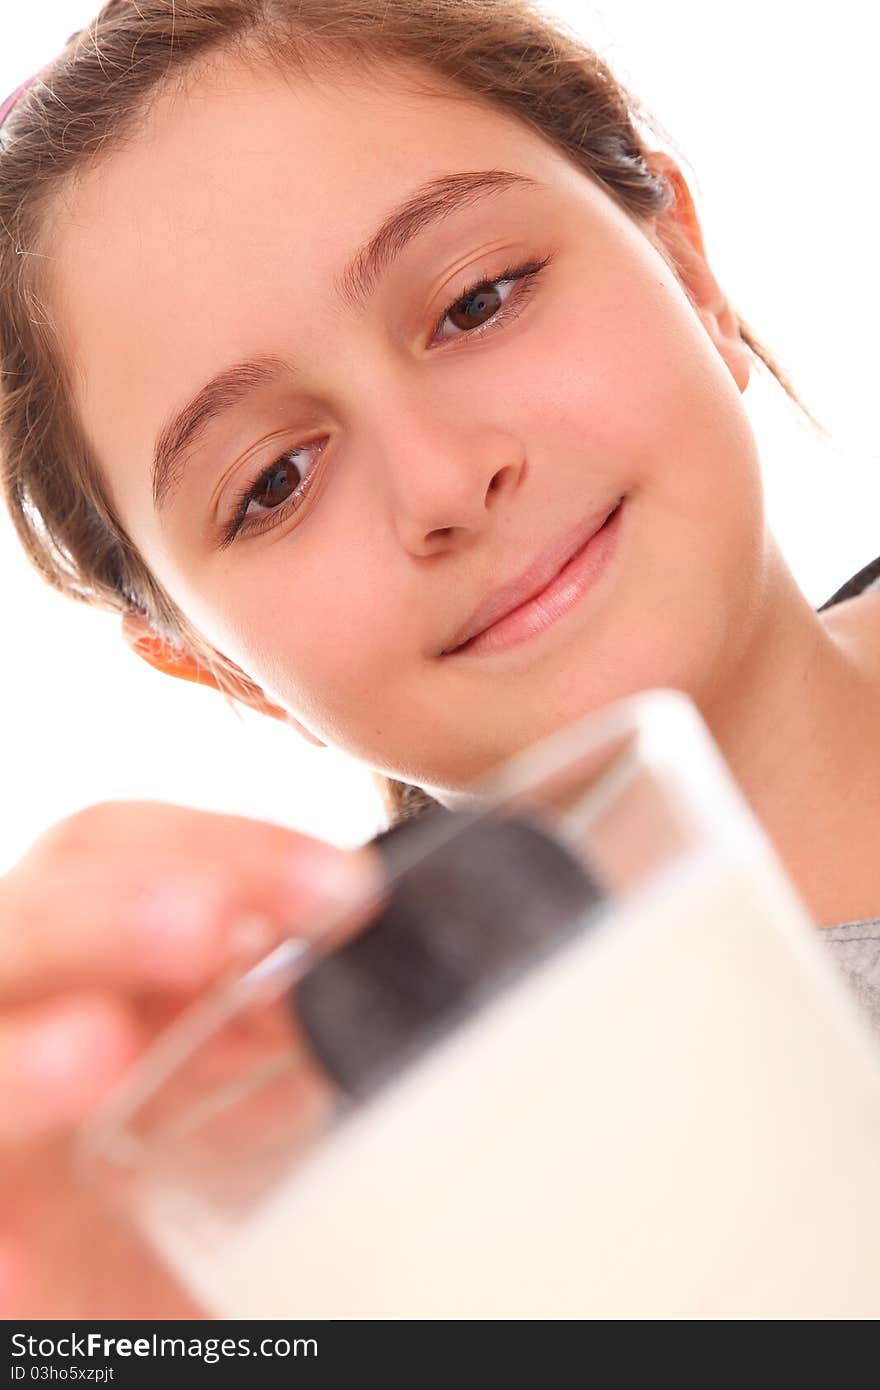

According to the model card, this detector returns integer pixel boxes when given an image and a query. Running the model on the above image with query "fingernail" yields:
[227,912,277,962]
[285,849,380,912]
[130,873,226,977]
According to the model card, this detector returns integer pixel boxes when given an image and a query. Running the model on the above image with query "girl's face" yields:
[50,54,762,795]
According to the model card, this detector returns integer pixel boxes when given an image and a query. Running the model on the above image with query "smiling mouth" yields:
[442,497,625,658]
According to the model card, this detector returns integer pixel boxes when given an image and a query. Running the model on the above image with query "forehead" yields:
[54,51,583,286]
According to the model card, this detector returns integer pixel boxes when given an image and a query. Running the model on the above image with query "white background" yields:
[1,2,877,874]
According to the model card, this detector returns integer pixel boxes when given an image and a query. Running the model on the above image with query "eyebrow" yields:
[152,168,542,513]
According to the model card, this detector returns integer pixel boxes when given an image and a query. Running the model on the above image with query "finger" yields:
[0,807,385,1001]
[0,993,142,1143]
[0,1237,27,1318]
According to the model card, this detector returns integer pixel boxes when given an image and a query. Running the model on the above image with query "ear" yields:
[120,611,326,747]
[645,152,751,394]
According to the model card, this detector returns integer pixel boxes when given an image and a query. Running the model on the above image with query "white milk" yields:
[140,845,880,1319]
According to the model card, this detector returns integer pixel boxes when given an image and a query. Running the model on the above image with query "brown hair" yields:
[0,0,826,829]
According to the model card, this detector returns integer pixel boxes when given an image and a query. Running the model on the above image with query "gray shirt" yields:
[819,920,880,1037]
[817,557,880,1036]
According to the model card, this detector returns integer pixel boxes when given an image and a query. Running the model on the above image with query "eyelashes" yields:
[219,443,324,550]
[219,254,552,548]
[428,254,551,347]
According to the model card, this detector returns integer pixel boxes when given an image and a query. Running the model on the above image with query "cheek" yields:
[530,255,748,486]
[211,547,406,728]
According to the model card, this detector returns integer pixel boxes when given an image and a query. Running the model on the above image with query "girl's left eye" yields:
[430,256,552,346]
[219,255,552,546]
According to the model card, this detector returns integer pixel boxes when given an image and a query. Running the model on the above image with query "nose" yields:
[368,397,527,557]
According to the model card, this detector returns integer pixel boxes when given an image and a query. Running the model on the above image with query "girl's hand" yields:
[0,800,382,1319]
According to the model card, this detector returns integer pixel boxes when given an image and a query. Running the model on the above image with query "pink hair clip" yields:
[0,29,82,133]
[0,75,39,131]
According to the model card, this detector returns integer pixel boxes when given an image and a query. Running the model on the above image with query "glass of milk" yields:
[76,688,880,1318]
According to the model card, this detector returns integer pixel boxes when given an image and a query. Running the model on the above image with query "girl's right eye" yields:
[219,442,323,549]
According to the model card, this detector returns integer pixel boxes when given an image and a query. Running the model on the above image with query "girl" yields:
[1,0,878,1317]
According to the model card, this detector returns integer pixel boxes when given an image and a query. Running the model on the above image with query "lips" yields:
[441,497,624,655]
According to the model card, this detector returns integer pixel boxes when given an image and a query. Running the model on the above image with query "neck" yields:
[695,539,880,928]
